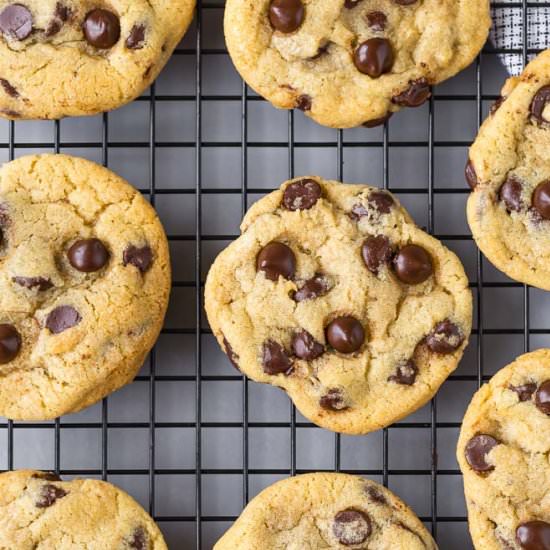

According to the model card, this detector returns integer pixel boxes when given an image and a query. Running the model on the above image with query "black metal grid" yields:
[0,1,544,548]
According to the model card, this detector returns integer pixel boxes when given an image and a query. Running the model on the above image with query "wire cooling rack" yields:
[1,1,547,549]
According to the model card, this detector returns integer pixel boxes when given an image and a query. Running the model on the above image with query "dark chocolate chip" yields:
[388,360,418,385]
[83,9,120,49]
[291,329,324,360]
[425,319,464,354]
[344,0,361,7]
[366,11,387,31]
[0,78,18,98]
[268,0,304,33]
[320,388,348,411]
[126,24,146,50]
[36,484,67,508]
[293,274,330,302]
[362,235,393,275]
[362,112,392,128]
[282,179,322,211]
[325,316,365,354]
[393,244,433,284]
[392,78,431,107]
[354,38,394,78]
[368,190,394,214]
[532,181,550,220]
[464,434,500,473]
[123,245,153,273]
[516,520,550,550]
[509,383,537,402]
[68,238,110,273]
[365,486,387,505]
[530,85,550,124]
[262,340,293,375]
[465,159,479,190]
[257,242,296,281]
[0,324,21,364]
[349,203,369,220]
[13,276,53,291]
[32,471,62,482]
[45,3,70,37]
[128,527,148,550]
[535,380,550,415]
[333,509,372,546]
[499,176,523,212]
[296,94,312,111]
[46,306,81,334]
[0,4,32,40]
[490,96,505,115]
[223,337,240,371]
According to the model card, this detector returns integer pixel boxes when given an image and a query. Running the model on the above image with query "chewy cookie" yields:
[457,349,550,550]
[0,0,195,119]
[466,49,550,290]
[0,154,170,420]
[224,0,490,129]
[215,472,436,549]
[205,177,472,435]
[0,470,167,549]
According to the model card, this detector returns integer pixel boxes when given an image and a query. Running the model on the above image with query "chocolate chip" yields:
[368,190,394,214]
[0,324,21,364]
[13,276,53,291]
[296,94,312,111]
[365,486,387,505]
[32,472,62,482]
[46,306,81,334]
[388,360,418,385]
[0,78,18,98]
[362,112,393,128]
[530,85,550,124]
[326,316,365,354]
[354,38,394,78]
[344,0,361,7]
[68,238,110,273]
[349,203,369,220]
[425,320,464,354]
[293,274,330,302]
[362,235,393,275]
[291,329,324,360]
[262,340,293,375]
[490,96,505,115]
[36,484,67,508]
[532,181,550,220]
[126,24,145,50]
[128,527,148,550]
[268,0,304,33]
[45,3,70,37]
[0,4,33,40]
[535,380,550,415]
[464,434,500,473]
[0,108,20,118]
[509,383,537,402]
[392,78,431,107]
[123,245,153,273]
[333,509,372,546]
[516,520,550,549]
[393,244,433,284]
[282,179,322,211]
[499,176,523,212]
[257,242,296,281]
[223,337,240,371]
[366,11,387,31]
[320,388,348,411]
[83,9,120,49]
[465,160,479,190]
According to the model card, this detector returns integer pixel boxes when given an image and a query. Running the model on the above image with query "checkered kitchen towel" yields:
[492,1,550,75]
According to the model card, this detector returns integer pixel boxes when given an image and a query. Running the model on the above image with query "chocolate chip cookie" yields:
[204,177,472,435]
[224,0,490,129]
[214,472,436,549]
[466,49,550,290]
[0,470,167,548]
[0,0,195,119]
[0,154,170,420]
[457,349,550,550]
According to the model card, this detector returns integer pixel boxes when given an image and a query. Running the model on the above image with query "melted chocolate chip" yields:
[123,245,153,273]
[262,340,293,375]
[344,0,361,7]
[535,380,550,415]
[13,276,53,291]
[509,383,537,402]
[465,159,479,190]
[362,235,393,275]
[291,329,324,360]
[530,86,550,124]
[393,244,433,284]
[0,4,33,40]
[425,320,464,354]
[365,486,387,505]
[464,434,500,473]
[46,306,81,334]
[32,471,62,482]
[128,527,148,550]
[45,3,70,37]
[256,242,296,281]
[320,388,348,411]
[293,274,330,302]
[126,24,146,50]
[499,176,524,212]
[36,484,67,508]
[282,179,322,211]
[296,94,312,111]
[354,38,394,78]
[68,238,110,273]
[368,190,394,214]
[516,520,550,550]
[325,316,365,354]
[0,324,21,364]
[83,9,121,49]
[268,0,304,33]
[367,11,387,31]
[532,181,550,220]
[362,112,393,128]
[0,78,18,98]
[392,78,431,107]
[333,509,372,546]
[223,337,240,371]
[388,360,418,385]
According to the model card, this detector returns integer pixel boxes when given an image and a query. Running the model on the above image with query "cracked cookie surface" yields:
[0,154,170,420]
[457,349,550,550]
[224,0,490,129]
[0,0,195,119]
[0,469,167,549]
[214,472,437,549]
[204,177,472,435]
